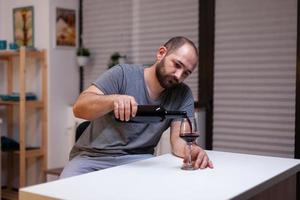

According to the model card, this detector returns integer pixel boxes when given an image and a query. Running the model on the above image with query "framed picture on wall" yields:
[13,6,34,48]
[55,8,76,47]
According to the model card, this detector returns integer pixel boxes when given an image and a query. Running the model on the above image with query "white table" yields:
[20,151,300,200]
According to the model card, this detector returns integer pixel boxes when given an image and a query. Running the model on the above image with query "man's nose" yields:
[174,69,183,80]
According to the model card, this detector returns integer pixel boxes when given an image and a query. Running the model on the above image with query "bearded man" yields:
[60,36,213,178]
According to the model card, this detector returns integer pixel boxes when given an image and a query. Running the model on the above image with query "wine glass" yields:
[179,117,200,170]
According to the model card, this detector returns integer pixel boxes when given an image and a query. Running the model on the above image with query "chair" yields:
[75,121,90,141]
[44,121,90,177]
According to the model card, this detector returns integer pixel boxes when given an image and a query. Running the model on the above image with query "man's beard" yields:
[156,58,179,89]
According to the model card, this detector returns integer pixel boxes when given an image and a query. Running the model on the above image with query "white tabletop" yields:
[20,151,300,200]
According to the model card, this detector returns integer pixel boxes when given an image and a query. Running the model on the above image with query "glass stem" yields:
[188,142,192,167]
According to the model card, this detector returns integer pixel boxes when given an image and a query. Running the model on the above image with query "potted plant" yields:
[108,52,126,69]
[77,47,90,66]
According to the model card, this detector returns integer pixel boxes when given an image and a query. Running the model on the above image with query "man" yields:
[60,36,213,178]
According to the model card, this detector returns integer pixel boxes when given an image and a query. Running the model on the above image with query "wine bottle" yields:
[116,105,187,123]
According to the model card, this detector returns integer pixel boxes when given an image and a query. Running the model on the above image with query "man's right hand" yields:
[113,95,138,121]
[73,85,138,121]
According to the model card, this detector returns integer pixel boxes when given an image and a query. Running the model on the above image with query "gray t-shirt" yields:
[70,64,194,159]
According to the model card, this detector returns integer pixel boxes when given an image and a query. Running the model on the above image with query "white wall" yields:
[0,1,6,39]
[0,0,79,184]
[48,0,79,172]
[0,0,49,48]
[0,0,6,96]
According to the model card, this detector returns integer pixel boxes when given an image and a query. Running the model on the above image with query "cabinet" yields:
[0,47,47,197]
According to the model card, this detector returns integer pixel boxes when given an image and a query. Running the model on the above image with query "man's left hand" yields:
[183,145,214,169]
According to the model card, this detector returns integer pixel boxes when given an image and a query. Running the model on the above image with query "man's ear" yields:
[156,46,167,61]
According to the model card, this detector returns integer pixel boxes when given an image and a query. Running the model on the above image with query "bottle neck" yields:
[164,111,187,119]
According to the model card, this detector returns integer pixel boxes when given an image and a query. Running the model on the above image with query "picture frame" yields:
[13,6,34,48]
[55,8,76,47]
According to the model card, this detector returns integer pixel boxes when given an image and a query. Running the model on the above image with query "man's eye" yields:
[175,63,181,69]
[183,71,190,77]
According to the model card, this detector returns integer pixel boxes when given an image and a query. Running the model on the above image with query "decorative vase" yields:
[77,56,90,66]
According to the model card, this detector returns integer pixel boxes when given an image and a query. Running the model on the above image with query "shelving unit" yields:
[0,47,48,198]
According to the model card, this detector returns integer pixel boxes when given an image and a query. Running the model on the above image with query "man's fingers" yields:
[194,150,205,168]
[200,156,209,169]
[114,102,119,119]
[208,160,214,169]
[124,100,131,121]
[118,101,125,121]
[125,97,138,121]
[114,95,138,121]
[130,98,138,117]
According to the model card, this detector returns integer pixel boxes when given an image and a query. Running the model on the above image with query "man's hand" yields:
[170,121,213,169]
[73,85,138,121]
[183,144,214,169]
[113,95,138,121]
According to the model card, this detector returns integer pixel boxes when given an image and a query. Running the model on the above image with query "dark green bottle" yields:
[116,105,187,123]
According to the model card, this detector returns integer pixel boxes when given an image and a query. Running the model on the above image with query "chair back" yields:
[75,121,90,141]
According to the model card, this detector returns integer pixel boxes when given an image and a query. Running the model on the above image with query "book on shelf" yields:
[0,92,37,101]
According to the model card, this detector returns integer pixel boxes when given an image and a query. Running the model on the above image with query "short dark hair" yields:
[163,36,198,58]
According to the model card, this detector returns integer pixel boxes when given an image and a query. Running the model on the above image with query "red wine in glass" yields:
[179,133,200,143]
[180,117,200,170]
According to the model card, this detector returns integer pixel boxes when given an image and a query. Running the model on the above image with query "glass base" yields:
[181,165,197,170]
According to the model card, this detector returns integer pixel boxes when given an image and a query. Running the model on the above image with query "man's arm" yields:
[170,121,213,169]
[73,85,138,121]
[170,121,186,157]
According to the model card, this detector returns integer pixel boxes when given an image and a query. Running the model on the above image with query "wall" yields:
[0,1,5,93]
[48,0,79,174]
[0,0,79,184]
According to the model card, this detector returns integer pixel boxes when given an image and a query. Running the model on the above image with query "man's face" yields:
[155,44,198,89]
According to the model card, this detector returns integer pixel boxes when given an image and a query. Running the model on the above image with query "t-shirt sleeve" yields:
[92,65,124,95]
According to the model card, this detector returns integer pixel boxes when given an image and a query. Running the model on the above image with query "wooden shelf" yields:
[12,148,44,158]
[1,188,18,200]
[0,100,44,108]
[0,50,43,59]
[0,50,19,58]
[0,47,48,188]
